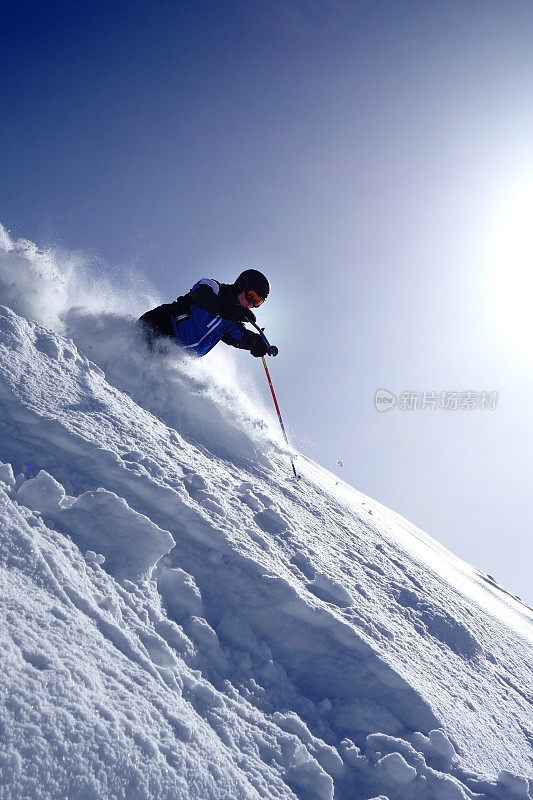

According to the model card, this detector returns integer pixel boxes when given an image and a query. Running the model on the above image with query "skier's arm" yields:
[222,324,269,356]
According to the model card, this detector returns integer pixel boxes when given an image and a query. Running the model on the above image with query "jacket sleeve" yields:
[222,324,265,352]
[221,322,255,350]
[189,282,248,322]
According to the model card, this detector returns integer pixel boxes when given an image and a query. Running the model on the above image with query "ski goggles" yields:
[245,289,265,307]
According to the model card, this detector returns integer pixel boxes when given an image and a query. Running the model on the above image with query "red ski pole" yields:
[249,321,299,480]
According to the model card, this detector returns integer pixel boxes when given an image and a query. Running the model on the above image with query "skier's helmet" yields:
[235,269,270,303]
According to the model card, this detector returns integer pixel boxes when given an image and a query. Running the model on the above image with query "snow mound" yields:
[18,471,174,579]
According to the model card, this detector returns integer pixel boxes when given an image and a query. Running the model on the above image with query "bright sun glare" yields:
[489,184,533,364]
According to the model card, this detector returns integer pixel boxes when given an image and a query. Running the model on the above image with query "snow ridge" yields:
[0,229,532,800]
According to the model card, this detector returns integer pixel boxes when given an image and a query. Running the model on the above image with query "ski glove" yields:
[250,336,269,358]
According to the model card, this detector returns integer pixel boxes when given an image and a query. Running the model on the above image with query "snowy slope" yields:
[0,227,532,800]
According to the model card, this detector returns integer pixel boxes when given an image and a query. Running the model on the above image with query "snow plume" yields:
[0,222,155,330]
[0,226,532,800]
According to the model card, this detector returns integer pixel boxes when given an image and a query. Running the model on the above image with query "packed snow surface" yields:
[0,226,532,800]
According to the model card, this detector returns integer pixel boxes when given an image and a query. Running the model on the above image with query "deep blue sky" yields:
[2,0,532,604]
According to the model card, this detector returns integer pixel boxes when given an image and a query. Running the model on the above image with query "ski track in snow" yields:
[0,227,532,800]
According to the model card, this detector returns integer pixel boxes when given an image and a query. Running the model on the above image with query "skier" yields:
[138,269,278,358]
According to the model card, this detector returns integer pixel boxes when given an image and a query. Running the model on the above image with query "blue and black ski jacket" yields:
[139,278,260,357]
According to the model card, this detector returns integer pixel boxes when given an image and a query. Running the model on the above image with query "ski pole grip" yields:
[248,320,277,356]
[249,320,271,347]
